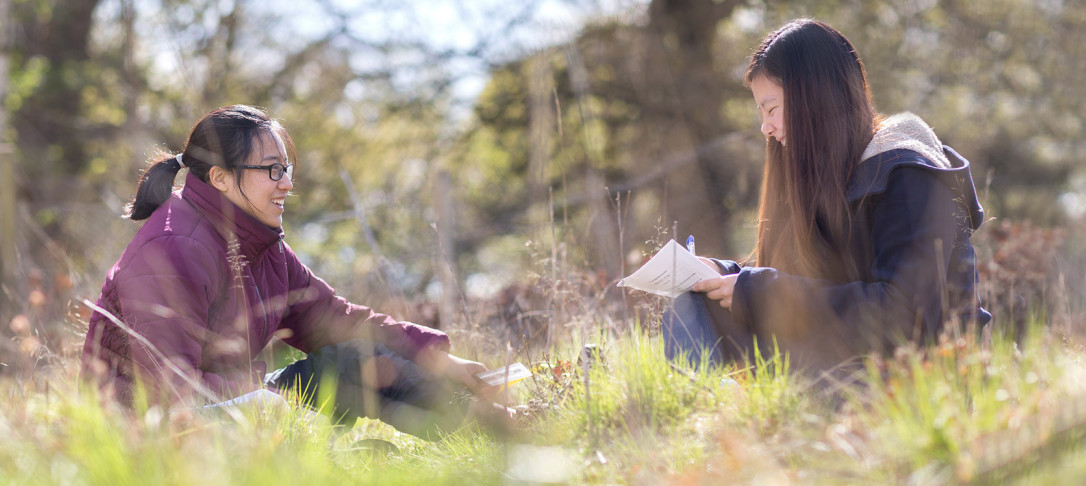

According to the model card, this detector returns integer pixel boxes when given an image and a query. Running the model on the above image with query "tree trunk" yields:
[6,0,101,325]
[435,170,457,329]
[528,53,555,241]
[15,0,100,174]
[566,45,621,278]
[11,0,102,241]
[645,0,744,254]
[0,0,15,330]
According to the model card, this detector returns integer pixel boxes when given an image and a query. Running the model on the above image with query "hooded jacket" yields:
[717,113,991,369]
[82,172,449,404]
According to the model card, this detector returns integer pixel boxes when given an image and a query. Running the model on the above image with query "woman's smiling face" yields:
[218,131,293,228]
[751,74,786,147]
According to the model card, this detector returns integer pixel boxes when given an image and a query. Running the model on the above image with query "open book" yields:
[475,362,532,388]
[617,239,721,298]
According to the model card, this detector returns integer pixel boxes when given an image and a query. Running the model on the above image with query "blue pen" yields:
[686,235,695,256]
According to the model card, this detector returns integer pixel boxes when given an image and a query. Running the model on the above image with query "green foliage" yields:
[7,313,1086,484]
[737,338,802,432]
[852,322,1082,483]
[564,331,714,434]
[0,378,509,486]
[7,1,1086,481]
[10,0,1086,332]
[4,56,47,113]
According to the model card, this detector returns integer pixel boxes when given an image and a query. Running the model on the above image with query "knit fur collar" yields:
[861,112,951,168]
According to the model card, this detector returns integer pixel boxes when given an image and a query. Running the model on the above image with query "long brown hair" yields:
[745,19,879,281]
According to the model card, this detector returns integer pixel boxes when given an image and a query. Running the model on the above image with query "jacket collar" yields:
[848,147,984,230]
[181,172,284,259]
[861,112,951,169]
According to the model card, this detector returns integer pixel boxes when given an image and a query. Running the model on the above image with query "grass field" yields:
[4,311,1086,485]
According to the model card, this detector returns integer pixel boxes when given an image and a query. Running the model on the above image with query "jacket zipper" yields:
[250,238,282,352]
[252,278,270,345]
[258,238,284,344]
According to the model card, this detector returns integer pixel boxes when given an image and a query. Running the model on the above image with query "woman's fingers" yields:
[451,355,487,376]
[706,286,731,301]
[443,354,496,395]
[418,350,481,390]
[691,277,716,293]
[693,274,736,308]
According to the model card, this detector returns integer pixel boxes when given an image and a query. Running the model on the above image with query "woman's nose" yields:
[761,120,774,139]
[279,176,294,190]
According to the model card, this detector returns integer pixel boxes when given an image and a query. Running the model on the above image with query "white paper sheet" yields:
[475,362,533,387]
[617,239,721,298]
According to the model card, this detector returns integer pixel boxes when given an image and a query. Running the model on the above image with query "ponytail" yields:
[126,154,185,221]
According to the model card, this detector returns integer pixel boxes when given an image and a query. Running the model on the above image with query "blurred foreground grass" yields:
[3,319,1086,485]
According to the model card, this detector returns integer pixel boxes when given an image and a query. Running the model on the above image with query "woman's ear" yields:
[207,166,233,193]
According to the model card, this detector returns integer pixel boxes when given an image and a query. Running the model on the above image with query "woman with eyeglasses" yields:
[662,19,991,374]
[82,105,511,438]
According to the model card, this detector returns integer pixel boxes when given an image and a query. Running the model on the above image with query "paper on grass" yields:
[203,389,287,410]
[476,362,533,388]
[617,239,721,298]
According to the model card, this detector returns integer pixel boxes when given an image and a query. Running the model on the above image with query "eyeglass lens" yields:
[273,163,294,181]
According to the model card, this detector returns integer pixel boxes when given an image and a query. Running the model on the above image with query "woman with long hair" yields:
[663,19,990,373]
[83,105,509,438]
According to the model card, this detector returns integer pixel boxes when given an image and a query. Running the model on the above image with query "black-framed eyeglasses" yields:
[240,162,294,182]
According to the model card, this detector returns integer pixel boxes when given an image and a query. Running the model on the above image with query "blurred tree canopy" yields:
[461,0,1086,274]
[2,0,1085,333]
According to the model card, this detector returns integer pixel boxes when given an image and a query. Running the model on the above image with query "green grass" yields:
[5,318,1086,485]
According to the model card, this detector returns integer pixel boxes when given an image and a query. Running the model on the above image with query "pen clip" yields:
[685,235,695,256]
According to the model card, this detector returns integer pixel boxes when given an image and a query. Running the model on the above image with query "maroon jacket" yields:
[82,172,449,404]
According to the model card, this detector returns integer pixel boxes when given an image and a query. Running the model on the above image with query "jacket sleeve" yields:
[113,235,252,403]
[731,167,965,357]
[277,244,450,359]
[707,258,742,275]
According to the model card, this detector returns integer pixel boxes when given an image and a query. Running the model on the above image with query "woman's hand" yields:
[693,274,739,308]
[418,349,488,394]
[443,353,489,392]
[420,349,519,435]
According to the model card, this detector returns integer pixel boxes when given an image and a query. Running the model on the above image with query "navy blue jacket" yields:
[714,145,991,368]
